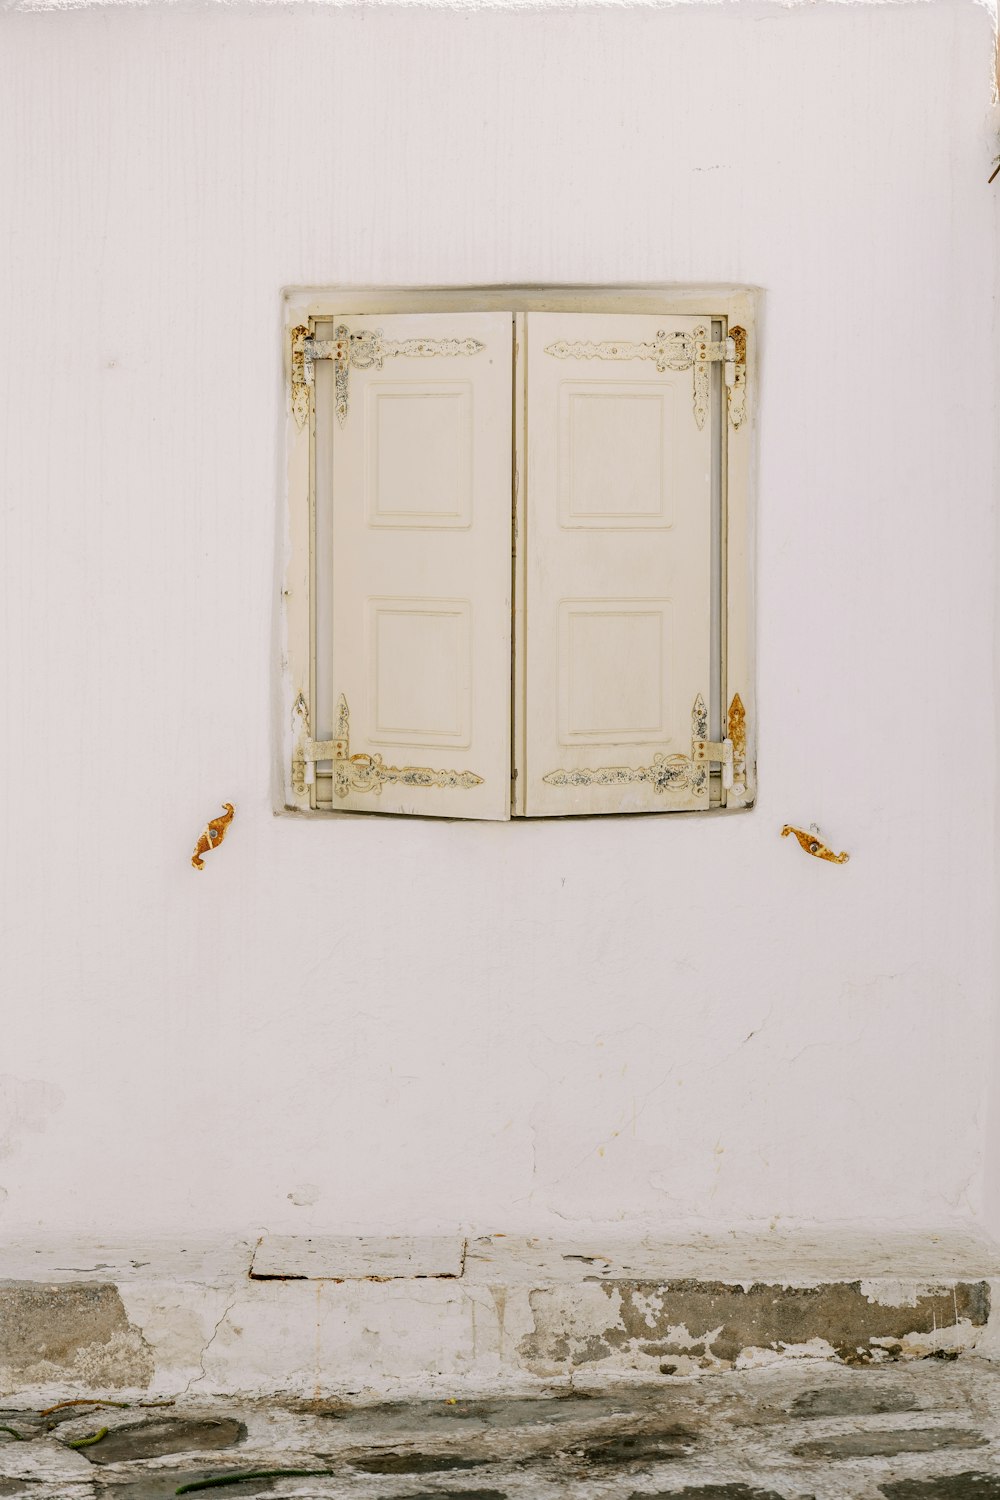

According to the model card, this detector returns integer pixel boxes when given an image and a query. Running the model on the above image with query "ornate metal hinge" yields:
[728,325,748,429]
[542,692,748,798]
[292,693,484,799]
[690,692,747,793]
[290,323,486,430]
[544,323,748,431]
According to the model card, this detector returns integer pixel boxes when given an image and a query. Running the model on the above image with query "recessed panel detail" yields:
[559,382,674,529]
[559,600,673,745]
[368,598,472,748]
[366,383,473,528]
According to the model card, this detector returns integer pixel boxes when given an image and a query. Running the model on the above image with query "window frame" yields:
[279,284,758,818]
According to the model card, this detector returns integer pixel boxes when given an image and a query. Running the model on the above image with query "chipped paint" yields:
[1,0,996,1304]
[0,1284,154,1390]
[517,1279,991,1376]
[0,1238,998,1398]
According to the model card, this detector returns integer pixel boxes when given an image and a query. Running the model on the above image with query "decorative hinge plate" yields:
[694,692,749,794]
[291,693,484,799]
[293,320,747,431]
[541,691,748,802]
[290,323,485,430]
[544,323,748,431]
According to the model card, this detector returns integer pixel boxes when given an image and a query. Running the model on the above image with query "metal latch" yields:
[693,329,748,428]
[291,735,343,794]
[694,335,736,376]
[692,735,734,790]
[290,693,345,796]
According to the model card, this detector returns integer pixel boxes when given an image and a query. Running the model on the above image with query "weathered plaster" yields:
[517,1280,991,1376]
[1,0,997,16]
[0,0,997,1257]
[0,1284,154,1390]
[2,1236,998,1400]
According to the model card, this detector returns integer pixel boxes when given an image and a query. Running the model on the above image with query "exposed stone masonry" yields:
[4,1359,1000,1498]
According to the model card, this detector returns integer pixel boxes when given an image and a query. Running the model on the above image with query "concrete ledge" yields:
[2,1232,999,1400]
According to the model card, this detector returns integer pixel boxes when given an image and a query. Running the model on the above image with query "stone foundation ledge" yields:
[1,1231,999,1401]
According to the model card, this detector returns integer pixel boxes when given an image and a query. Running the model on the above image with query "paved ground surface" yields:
[4,1359,1000,1498]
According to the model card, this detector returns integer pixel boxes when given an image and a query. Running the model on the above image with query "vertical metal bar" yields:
[313,319,336,806]
[710,319,724,750]
[511,313,527,816]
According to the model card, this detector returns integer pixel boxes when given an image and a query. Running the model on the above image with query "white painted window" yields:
[283,291,755,822]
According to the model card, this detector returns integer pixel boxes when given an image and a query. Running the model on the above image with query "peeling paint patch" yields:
[518,1280,991,1375]
[0,1282,154,1389]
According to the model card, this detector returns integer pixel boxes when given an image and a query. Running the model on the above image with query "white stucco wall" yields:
[0,0,997,1245]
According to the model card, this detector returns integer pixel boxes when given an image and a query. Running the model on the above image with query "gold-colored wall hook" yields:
[781,823,850,865]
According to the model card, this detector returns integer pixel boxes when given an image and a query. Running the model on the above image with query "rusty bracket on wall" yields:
[191,803,235,870]
[781,824,850,864]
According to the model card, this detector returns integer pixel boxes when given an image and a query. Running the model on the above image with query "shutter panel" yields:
[521,312,713,817]
[328,312,512,820]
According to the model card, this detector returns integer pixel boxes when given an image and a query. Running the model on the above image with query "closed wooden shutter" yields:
[520,312,714,816]
[326,312,512,820]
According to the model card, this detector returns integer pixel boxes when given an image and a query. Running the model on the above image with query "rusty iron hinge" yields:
[293,320,748,432]
[290,692,335,795]
[543,324,749,431]
[292,693,484,800]
[541,692,748,801]
[692,693,748,793]
[290,322,485,430]
[727,325,747,429]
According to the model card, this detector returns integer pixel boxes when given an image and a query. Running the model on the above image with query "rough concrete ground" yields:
[4,1359,1000,1498]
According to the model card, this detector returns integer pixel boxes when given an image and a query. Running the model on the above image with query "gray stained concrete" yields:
[4,1359,1000,1498]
